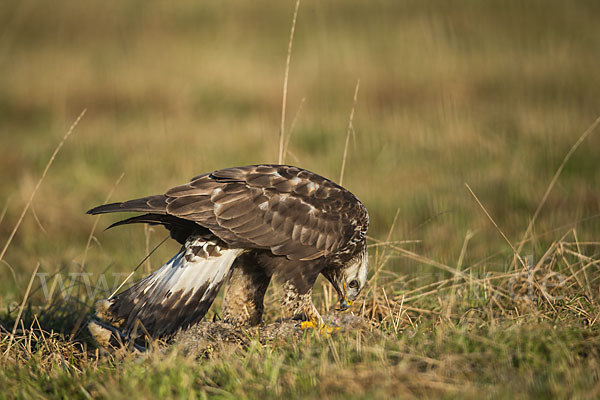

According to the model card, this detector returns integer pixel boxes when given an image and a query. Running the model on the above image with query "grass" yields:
[1,0,600,398]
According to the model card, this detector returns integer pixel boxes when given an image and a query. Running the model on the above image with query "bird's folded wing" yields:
[166,164,367,261]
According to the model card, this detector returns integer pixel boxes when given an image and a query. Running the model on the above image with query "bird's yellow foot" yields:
[320,325,340,336]
[300,321,340,337]
[300,321,316,329]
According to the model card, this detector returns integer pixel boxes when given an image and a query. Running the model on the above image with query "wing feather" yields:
[270,211,287,231]
[218,210,260,230]
[99,236,242,339]
[89,164,368,261]
[315,232,327,249]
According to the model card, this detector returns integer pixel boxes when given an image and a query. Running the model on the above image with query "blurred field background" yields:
[1,0,600,398]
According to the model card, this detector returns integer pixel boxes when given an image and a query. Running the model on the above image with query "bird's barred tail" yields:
[90,235,243,343]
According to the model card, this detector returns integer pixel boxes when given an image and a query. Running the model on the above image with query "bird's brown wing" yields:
[88,164,368,261]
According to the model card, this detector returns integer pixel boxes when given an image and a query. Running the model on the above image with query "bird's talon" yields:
[300,321,340,337]
[300,321,316,329]
[320,324,340,336]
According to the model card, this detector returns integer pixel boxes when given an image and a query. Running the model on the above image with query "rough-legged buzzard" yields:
[88,164,369,340]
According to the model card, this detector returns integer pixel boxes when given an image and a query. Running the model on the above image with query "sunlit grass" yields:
[1,0,600,398]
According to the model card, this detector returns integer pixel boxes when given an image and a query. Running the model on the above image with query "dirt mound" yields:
[89,313,373,355]
[174,313,371,355]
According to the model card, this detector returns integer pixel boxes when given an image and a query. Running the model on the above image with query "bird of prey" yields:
[88,164,369,340]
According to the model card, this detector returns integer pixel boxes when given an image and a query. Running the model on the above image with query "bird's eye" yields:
[348,279,359,289]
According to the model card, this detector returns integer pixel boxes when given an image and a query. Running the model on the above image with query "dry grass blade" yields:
[517,115,600,253]
[382,287,398,334]
[278,0,300,164]
[366,238,421,248]
[3,262,40,359]
[0,198,10,226]
[282,97,306,164]
[339,79,360,186]
[30,206,48,236]
[375,209,400,268]
[0,109,87,263]
[1,259,17,287]
[144,224,153,275]
[367,209,400,299]
[445,230,474,318]
[572,230,594,300]
[367,209,399,319]
[465,183,526,269]
[109,235,170,299]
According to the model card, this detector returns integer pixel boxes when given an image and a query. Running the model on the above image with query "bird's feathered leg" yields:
[249,251,324,326]
[281,276,323,326]
[222,252,272,327]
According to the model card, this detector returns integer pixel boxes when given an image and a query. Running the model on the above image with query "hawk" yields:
[88,164,369,340]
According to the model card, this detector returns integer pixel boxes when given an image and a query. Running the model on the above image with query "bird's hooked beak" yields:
[336,282,354,311]
[323,269,356,312]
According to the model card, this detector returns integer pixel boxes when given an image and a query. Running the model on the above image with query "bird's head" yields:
[322,244,369,311]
